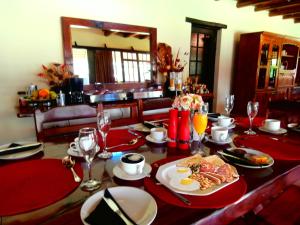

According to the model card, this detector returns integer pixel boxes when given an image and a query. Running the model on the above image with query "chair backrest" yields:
[34,104,97,142]
[138,98,173,122]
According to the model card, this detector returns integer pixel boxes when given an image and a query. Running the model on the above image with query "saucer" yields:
[146,135,167,144]
[67,146,100,157]
[205,135,232,145]
[212,122,236,129]
[258,126,287,135]
[113,163,152,181]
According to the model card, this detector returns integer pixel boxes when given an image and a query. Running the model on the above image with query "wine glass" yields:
[78,127,101,191]
[97,111,112,159]
[244,101,259,135]
[224,95,234,116]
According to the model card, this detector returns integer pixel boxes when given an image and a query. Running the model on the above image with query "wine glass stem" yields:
[249,117,253,131]
[103,134,107,153]
[87,162,92,181]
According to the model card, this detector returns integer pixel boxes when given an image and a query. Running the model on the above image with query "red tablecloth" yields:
[98,129,145,152]
[235,116,265,129]
[234,134,300,161]
[144,157,247,209]
[0,159,82,216]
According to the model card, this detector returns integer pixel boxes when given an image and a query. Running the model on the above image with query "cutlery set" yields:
[0,142,42,155]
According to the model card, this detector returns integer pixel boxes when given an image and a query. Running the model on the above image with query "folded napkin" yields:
[0,142,42,155]
[85,199,127,225]
[85,189,137,225]
[143,121,160,129]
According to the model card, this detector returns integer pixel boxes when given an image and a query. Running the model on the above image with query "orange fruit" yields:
[38,89,50,99]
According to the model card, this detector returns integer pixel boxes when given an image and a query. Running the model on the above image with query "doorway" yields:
[186,17,227,110]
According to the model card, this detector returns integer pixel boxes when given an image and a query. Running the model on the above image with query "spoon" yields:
[62,156,81,183]
[106,138,138,150]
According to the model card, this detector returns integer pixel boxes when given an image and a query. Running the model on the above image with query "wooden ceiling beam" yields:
[236,0,272,8]
[295,18,300,22]
[255,1,300,11]
[283,12,300,19]
[269,5,300,16]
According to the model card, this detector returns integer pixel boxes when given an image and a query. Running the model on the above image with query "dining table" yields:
[0,117,299,225]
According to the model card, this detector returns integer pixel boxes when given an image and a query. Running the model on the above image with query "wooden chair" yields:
[34,102,140,142]
[137,98,173,122]
[34,104,97,142]
[229,166,300,225]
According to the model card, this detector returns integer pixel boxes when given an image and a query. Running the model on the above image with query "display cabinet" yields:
[233,31,300,116]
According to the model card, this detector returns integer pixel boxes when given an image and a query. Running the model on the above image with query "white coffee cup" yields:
[217,116,235,127]
[263,119,281,131]
[211,126,228,142]
[120,153,145,175]
[150,127,167,141]
[69,137,79,152]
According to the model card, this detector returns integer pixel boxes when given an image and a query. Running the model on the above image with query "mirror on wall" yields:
[61,17,157,85]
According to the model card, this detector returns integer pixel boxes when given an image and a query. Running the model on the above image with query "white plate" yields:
[0,142,43,160]
[205,135,232,145]
[113,163,152,180]
[67,146,100,158]
[146,135,167,144]
[221,148,274,169]
[80,186,157,225]
[212,122,236,129]
[258,126,287,135]
[155,157,239,196]
[128,123,151,133]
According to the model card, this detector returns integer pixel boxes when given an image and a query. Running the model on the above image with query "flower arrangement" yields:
[37,63,73,87]
[157,43,188,75]
[172,93,204,111]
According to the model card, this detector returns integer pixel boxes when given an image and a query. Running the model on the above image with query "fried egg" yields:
[169,177,200,191]
[167,166,192,179]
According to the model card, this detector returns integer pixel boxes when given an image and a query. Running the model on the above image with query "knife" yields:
[103,189,137,225]
[128,130,142,138]
[0,142,42,155]
[158,182,191,206]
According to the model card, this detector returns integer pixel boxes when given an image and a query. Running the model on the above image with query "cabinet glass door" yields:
[257,43,269,89]
[268,44,279,88]
[260,44,269,66]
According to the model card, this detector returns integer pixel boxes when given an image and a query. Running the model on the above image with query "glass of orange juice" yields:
[192,102,208,141]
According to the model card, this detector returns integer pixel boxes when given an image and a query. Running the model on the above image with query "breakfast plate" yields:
[146,135,167,144]
[212,122,236,129]
[205,135,232,145]
[155,155,239,196]
[81,186,157,225]
[113,163,152,180]
[0,142,43,160]
[218,148,274,169]
[258,126,287,135]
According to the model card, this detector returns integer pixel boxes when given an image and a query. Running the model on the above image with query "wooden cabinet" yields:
[233,31,300,116]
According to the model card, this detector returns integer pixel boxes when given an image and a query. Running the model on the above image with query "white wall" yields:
[0,0,299,144]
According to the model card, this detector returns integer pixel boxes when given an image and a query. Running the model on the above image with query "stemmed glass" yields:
[244,101,259,135]
[78,127,101,191]
[224,95,234,116]
[97,111,112,159]
[191,102,208,155]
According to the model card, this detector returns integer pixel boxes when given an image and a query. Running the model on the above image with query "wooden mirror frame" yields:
[61,16,157,83]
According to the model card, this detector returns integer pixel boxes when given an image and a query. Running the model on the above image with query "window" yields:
[73,47,151,83]
[189,33,207,76]
[72,48,90,84]
[113,51,151,82]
